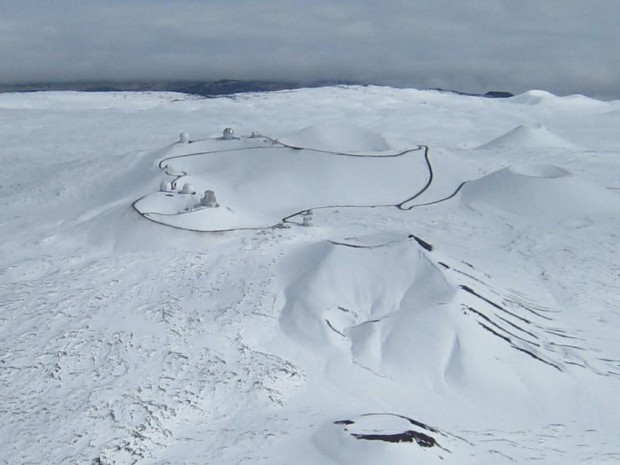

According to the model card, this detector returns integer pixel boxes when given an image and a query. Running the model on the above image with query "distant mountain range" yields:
[0,79,513,98]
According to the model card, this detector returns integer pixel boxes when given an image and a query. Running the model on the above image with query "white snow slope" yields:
[1,87,619,465]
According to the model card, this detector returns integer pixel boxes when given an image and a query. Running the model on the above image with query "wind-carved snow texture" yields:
[1,87,619,465]
[0,245,304,464]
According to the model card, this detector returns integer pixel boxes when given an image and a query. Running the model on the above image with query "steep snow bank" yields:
[278,237,458,383]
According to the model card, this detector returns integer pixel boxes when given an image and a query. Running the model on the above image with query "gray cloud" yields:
[1,0,619,98]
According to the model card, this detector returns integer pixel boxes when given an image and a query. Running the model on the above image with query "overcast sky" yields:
[1,0,619,98]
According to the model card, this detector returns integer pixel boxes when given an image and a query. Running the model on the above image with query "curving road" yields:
[132,135,470,233]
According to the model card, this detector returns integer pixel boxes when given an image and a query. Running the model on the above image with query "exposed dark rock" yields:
[352,430,437,447]
[484,91,514,98]
[335,413,443,448]
[408,234,433,251]
[334,420,355,425]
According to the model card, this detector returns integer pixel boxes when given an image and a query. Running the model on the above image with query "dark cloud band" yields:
[1,0,618,98]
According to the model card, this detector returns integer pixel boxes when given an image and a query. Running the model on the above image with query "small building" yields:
[181,183,196,194]
[223,128,235,140]
[302,210,313,226]
[200,190,219,208]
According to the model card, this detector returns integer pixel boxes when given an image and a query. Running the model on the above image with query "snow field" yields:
[0,87,619,464]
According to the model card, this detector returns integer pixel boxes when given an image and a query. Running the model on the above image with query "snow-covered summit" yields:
[460,163,617,220]
[279,122,391,153]
[476,123,580,150]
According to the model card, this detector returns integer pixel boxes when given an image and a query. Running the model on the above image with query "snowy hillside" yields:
[0,86,619,465]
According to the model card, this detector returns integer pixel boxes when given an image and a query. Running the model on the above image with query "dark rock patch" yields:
[352,430,437,447]
[409,234,433,251]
